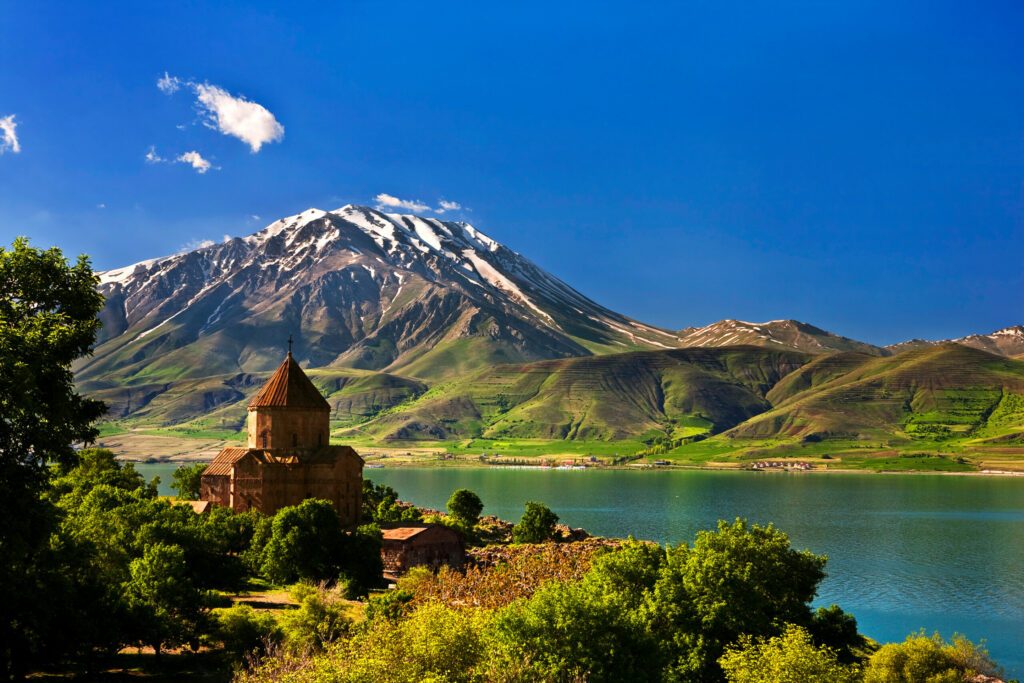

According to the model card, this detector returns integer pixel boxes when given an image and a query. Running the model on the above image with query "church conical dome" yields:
[248,352,330,411]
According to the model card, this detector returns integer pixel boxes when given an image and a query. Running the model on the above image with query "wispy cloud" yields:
[144,146,164,163]
[179,234,232,253]
[176,150,214,174]
[157,71,182,94]
[179,238,216,252]
[374,193,466,215]
[374,193,432,213]
[0,114,21,154]
[436,200,462,214]
[193,83,284,153]
[97,203,107,209]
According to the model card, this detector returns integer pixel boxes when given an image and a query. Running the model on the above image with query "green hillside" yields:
[342,347,810,442]
[726,344,1024,442]
[89,342,1024,472]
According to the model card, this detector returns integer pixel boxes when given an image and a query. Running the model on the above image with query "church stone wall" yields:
[200,474,231,507]
[247,407,330,449]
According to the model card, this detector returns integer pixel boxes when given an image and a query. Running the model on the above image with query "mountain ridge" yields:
[82,205,1022,449]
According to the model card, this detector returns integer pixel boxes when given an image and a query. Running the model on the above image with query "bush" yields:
[719,624,861,683]
[809,604,865,663]
[215,604,282,661]
[512,501,559,543]
[278,583,354,653]
[864,631,1000,683]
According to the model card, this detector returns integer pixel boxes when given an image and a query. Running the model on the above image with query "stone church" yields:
[200,350,363,525]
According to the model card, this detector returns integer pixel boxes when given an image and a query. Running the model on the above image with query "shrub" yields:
[215,604,282,661]
[719,624,861,683]
[864,630,1000,683]
[278,583,354,653]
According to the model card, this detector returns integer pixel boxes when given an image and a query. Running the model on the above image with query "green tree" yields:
[124,542,207,656]
[494,574,662,681]
[718,624,861,683]
[809,604,865,663]
[0,238,105,677]
[336,523,383,597]
[362,478,422,523]
[512,501,559,543]
[261,499,344,584]
[170,462,207,500]
[864,631,1000,683]
[446,488,484,527]
[649,519,827,681]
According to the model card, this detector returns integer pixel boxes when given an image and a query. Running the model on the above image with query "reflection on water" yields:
[136,464,1024,675]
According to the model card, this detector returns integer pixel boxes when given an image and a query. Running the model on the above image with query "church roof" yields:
[248,352,330,411]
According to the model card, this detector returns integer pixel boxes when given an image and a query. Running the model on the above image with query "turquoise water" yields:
[138,464,1024,674]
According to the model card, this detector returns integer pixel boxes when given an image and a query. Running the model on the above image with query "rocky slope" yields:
[677,319,886,356]
[887,326,1024,358]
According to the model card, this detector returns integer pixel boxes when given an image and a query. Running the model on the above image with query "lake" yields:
[138,464,1024,675]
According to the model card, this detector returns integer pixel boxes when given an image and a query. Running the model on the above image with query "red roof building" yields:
[200,351,363,523]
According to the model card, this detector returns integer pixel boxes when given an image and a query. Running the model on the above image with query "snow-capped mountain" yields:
[79,205,681,385]
[676,319,887,356]
[887,325,1024,358]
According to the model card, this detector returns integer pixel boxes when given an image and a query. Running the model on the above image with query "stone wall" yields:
[247,407,330,449]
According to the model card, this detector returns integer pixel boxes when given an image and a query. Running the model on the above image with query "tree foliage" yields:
[170,462,207,500]
[718,625,861,683]
[0,238,105,677]
[863,631,1000,683]
[124,543,208,655]
[512,501,559,543]
[446,488,484,527]
[261,499,345,584]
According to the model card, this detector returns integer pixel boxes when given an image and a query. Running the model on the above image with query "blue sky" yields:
[1,1,1021,345]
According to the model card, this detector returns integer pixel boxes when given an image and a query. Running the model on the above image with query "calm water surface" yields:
[139,464,1024,675]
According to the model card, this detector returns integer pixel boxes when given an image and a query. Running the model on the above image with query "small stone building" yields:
[380,524,465,574]
[200,351,363,525]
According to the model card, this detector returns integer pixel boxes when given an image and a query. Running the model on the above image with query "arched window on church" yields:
[292,433,298,447]
[318,432,323,446]
[261,431,268,449]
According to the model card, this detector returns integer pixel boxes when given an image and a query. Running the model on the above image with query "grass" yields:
[134,427,245,441]
[836,453,975,472]
[444,438,647,458]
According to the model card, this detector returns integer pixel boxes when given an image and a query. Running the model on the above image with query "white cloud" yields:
[157,72,182,94]
[180,238,216,252]
[144,146,164,163]
[249,214,261,221]
[436,200,462,214]
[97,203,107,209]
[193,83,284,153]
[176,150,214,174]
[0,115,21,154]
[374,193,432,213]
[374,193,466,215]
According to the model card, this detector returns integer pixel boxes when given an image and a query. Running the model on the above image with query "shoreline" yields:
[117,454,1024,477]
